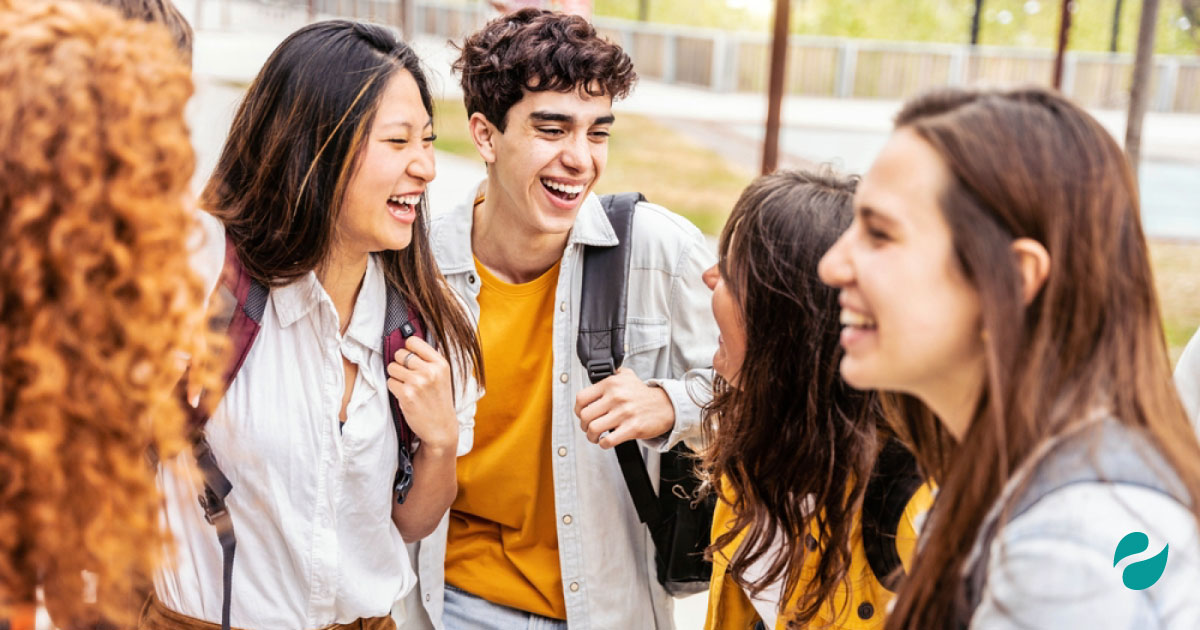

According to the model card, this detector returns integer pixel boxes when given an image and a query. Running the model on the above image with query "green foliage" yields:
[594,0,1198,55]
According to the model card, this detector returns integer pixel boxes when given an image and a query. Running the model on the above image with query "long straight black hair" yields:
[203,20,482,385]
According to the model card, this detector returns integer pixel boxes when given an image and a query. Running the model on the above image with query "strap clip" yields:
[586,359,615,383]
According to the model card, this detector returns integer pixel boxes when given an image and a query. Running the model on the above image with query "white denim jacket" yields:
[966,420,1200,629]
[404,182,718,630]
[1175,329,1200,427]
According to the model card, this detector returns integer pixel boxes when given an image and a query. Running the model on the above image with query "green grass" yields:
[433,98,1198,359]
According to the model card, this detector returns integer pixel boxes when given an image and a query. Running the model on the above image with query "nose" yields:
[817,232,852,289]
[408,144,436,184]
[702,264,719,290]
[559,132,589,173]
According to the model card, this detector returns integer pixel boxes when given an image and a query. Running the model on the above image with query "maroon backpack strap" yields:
[382,280,428,504]
[186,234,267,630]
[186,234,268,430]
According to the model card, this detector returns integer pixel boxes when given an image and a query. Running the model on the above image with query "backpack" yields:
[578,192,716,596]
[183,235,428,630]
[861,437,925,591]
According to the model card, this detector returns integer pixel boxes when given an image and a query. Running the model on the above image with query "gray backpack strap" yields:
[961,418,1189,626]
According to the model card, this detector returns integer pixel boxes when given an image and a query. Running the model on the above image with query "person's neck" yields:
[472,179,570,284]
[315,243,369,335]
[918,358,986,442]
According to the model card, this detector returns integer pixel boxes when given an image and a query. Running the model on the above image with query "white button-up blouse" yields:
[154,212,477,629]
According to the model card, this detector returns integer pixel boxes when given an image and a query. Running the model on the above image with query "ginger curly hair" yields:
[0,2,212,625]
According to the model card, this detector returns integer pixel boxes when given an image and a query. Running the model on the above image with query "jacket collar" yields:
[434,178,618,275]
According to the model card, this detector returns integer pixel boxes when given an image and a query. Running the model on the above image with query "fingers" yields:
[598,424,637,450]
[389,337,448,384]
[583,412,622,445]
[403,336,441,362]
[574,381,605,419]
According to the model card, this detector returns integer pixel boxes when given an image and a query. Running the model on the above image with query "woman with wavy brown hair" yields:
[820,86,1200,628]
[146,20,483,630]
[701,170,933,630]
[0,2,208,628]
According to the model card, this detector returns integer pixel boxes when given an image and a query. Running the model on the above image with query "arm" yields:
[387,336,460,542]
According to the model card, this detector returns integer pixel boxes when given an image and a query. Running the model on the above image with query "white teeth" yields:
[840,310,877,328]
[542,179,585,195]
[388,194,421,206]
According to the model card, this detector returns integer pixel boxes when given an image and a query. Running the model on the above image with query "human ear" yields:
[1011,237,1050,305]
[468,112,497,164]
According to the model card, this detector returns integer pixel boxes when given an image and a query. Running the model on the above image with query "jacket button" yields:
[467,273,476,284]
[857,602,874,619]
[805,534,818,551]
[559,301,567,312]
[569,582,580,592]
[425,593,431,602]
[559,372,569,383]
[558,446,568,457]
[562,514,573,525]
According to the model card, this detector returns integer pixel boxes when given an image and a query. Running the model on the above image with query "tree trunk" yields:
[1126,0,1162,174]
[1052,0,1073,90]
[762,0,790,174]
[1110,0,1125,52]
[970,0,984,45]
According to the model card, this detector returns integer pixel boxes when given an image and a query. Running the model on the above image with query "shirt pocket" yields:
[622,317,669,379]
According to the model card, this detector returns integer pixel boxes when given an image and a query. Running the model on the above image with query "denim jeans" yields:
[442,586,568,630]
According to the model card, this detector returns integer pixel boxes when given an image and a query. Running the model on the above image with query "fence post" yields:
[1061,52,1078,96]
[948,47,967,86]
[663,31,677,83]
[835,40,857,98]
[1155,58,1180,112]
[711,31,733,91]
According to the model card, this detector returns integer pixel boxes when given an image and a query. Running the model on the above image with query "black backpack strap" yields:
[578,193,663,527]
[861,438,924,591]
[382,277,426,505]
[960,418,1191,625]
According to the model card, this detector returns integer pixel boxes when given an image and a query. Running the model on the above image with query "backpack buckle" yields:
[586,359,616,383]
[198,486,228,525]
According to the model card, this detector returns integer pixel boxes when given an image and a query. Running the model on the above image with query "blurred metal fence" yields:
[253,0,1200,113]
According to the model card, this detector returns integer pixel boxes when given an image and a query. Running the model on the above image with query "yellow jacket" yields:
[704,483,933,630]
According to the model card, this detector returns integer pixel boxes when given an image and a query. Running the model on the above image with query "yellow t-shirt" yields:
[704,480,934,630]
[443,256,566,619]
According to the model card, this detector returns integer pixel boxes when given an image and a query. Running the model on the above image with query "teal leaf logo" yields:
[1114,531,1169,590]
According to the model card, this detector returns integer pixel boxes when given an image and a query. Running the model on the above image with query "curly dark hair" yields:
[701,169,882,628]
[452,8,636,131]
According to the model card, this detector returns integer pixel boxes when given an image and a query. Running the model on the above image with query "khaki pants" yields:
[138,595,397,630]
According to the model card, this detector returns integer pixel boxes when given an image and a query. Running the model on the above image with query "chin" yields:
[838,358,879,392]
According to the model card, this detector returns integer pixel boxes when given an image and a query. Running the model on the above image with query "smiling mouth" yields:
[541,178,585,202]
[387,194,420,220]
[839,310,877,331]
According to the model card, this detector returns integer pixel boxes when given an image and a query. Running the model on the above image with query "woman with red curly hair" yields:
[0,2,211,628]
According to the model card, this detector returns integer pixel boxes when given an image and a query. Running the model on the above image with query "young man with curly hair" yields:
[407,9,718,630]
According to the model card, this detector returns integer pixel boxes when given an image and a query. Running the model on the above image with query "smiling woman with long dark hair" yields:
[701,170,932,630]
[819,86,1200,629]
[146,21,482,630]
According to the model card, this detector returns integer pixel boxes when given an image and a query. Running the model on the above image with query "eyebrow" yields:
[379,117,433,131]
[859,205,900,228]
[530,111,616,126]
